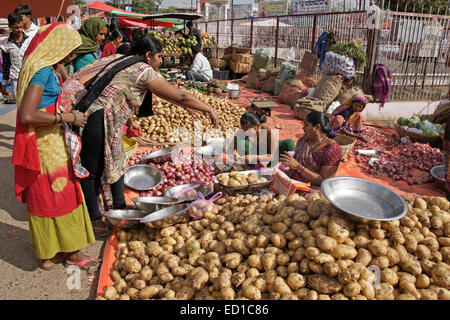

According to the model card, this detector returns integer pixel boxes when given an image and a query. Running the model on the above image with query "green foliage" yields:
[133,0,157,14]
[73,0,86,5]
[159,6,179,13]
[328,42,367,71]
[388,0,448,15]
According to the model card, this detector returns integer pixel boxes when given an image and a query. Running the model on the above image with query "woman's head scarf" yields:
[78,18,107,54]
[351,95,368,106]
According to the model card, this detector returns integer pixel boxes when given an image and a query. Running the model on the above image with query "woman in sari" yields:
[74,35,221,235]
[281,111,341,186]
[330,94,368,142]
[12,22,97,270]
[102,29,123,58]
[72,18,107,72]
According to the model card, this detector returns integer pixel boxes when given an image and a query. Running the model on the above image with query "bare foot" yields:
[41,252,67,270]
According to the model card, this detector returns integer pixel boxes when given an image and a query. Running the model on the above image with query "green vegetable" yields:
[431,131,440,136]
[328,42,367,71]
[397,117,408,126]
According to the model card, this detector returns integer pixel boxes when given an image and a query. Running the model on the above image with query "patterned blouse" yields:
[85,62,161,184]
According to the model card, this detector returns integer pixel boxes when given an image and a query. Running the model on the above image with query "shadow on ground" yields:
[0,222,39,272]
[0,156,28,222]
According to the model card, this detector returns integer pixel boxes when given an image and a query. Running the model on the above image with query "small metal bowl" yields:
[140,203,191,229]
[124,165,163,191]
[431,165,445,182]
[130,196,182,213]
[144,147,174,163]
[164,183,213,202]
[229,89,241,99]
[321,176,407,221]
[104,209,147,228]
[215,169,274,191]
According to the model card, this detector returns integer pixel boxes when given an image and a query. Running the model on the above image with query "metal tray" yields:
[124,165,163,191]
[321,177,407,221]
[357,149,382,156]
[130,196,182,213]
[104,209,147,228]
[215,169,273,191]
[144,147,175,162]
[164,183,213,202]
[140,203,191,228]
[430,165,445,182]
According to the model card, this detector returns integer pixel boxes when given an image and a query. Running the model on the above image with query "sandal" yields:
[64,256,101,271]
[40,253,68,271]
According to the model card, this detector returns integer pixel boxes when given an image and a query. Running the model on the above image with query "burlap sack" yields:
[294,71,317,88]
[262,76,277,94]
[312,75,344,107]
[266,68,280,78]
[257,68,267,79]
[337,86,364,104]
[290,80,308,92]
[255,78,266,90]
[246,68,258,88]
[278,84,308,106]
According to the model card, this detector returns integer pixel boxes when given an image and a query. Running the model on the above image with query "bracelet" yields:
[58,113,63,124]
[297,164,305,175]
[53,113,57,124]
[70,111,77,123]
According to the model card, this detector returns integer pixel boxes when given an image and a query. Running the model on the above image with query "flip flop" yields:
[64,256,101,271]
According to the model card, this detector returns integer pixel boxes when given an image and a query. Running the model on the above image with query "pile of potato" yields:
[98,193,450,300]
[134,89,245,147]
[218,172,268,187]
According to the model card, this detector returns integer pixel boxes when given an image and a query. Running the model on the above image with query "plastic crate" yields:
[213,70,229,80]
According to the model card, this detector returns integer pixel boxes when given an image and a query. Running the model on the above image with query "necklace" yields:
[309,136,329,154]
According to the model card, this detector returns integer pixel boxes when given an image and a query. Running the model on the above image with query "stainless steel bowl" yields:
[130,196,182,213]
[229,89,241,99]
[124,165,163,191]
[164,183,213,202]
[215,169,274,191]
[144,147,175,163]
[321,176,407,221]
[431,165,445,182]
[140,203,191,228]
[104,209,147,228]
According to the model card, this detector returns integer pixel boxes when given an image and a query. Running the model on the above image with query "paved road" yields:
[0,101,105,300]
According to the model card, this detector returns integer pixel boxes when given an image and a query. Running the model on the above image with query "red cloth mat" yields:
[96,230,118,297]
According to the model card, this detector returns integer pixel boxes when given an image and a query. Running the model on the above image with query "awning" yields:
[87,0,121,12]
[118,17,173,29]
[0,0,74,19]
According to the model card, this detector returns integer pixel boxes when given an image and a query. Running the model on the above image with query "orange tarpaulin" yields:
[0,0,74,18]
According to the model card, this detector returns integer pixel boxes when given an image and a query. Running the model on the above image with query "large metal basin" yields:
[431,165,445,182]
[124,165,162,191]
[144,147,174,163]
[140,203,191,228]
[130,196,182,213]
[321,176,407,221]
[104,209,147,228]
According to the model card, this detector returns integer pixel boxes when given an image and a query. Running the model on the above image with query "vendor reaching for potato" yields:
[73,35,221,236]
[330,95,368,142]
[281,111,341,186]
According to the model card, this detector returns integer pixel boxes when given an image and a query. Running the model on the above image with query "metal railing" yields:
[197,6,450,102]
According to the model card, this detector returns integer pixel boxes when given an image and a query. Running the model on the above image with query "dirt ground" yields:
[0,100,105,300]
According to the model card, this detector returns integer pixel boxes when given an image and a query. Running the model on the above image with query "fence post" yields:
[275,17,280,67]
[231,19,234,45]
[250,17,254,51]
[311,14,318,52]
[364,28,379,92]
[216,21,220,59]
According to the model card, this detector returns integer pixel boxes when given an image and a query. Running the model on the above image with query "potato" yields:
[399,256,422,277]
[314,253,335,265]
[344,281,361,297]
[368,240,388,256]
[221,287,236,300]
[338,268,360,285]
[370,256,390,269]
[355,248,372,266]
[242,285,262,300]
[414,198,427,210]
[123,257,142,273]
[438,288,450,300]
[381,268,398,286]
[318,294,331,300]
[317,235,338,252]
[359,279,375,300]
[331,293,349,300]
[331,244,357,260]
[375,283,395,300]
[431,262,450,289]
[262,253,277,271]
[415,274,430,289]
[307,274,343,294]
[322,261,340,277]
[139,285,160,299]
[104,286,118,300]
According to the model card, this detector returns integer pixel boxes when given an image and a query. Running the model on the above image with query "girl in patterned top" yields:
[280,111,342,186]
[330,94,369,142]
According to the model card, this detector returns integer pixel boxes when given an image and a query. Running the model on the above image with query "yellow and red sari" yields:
[12,22,95,259]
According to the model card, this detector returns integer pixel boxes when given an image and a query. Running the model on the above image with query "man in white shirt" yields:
[186,47,213,82]
[1,13,32,98]
[14,4,38,39]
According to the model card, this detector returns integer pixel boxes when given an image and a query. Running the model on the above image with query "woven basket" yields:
[394,123,441,144]
[334,133,355,162]
[135,136,177,148]
[122,136,137,161]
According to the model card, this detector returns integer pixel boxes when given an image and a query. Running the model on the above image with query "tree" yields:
[159,6,179,13]
[133,0,157,13]
[154,0,164,12]
[72,0,86,5]
[386,0,448,15]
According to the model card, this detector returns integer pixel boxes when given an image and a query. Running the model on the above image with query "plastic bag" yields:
[188,192,222,220]
[253,48,271,69]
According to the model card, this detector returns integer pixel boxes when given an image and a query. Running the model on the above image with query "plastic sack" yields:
[253,48,271,70]
[274,78,284,96]
[188,192,222,220]
[277,62,297,82]
[269,168,310,196]
[322,51,356,79]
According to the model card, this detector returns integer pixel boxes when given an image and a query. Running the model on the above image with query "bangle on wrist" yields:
[297,164,305,175]
[53,113,57,124]
[58,113,63,124]
[71,111,77,123]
